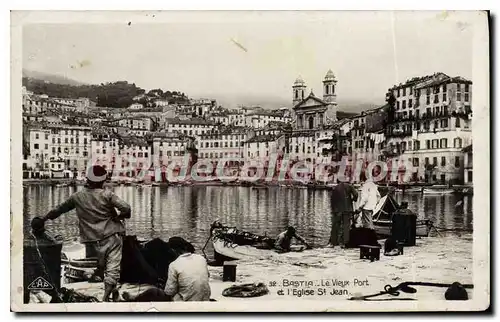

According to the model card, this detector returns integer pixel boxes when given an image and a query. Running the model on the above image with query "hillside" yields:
[22,69,86,86]
[23,76,190,108]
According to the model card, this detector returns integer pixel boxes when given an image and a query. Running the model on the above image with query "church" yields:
[291,70,338,130]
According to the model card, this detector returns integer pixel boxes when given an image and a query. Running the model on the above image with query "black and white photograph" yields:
[10,10,490,312]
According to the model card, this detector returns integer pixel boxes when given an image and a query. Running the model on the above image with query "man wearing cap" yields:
[39,165,131,302]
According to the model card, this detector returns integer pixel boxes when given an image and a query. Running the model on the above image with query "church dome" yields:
[293,76,305,86]
[324,69,336,81]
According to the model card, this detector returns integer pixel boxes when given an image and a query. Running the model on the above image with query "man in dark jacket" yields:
[327,182,358,248]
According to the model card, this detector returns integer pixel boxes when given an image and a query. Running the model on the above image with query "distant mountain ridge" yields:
[22,69,87,86]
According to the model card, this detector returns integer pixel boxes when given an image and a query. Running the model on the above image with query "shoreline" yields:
[62,234,473,303]
[22,179,473,193]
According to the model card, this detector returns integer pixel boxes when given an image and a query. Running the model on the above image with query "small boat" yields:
[209,222,306,262]
[372,194,432,238]
[423,188,455,195]
[395,187,424,193]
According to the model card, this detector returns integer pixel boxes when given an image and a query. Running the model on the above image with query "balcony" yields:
[386,129,413,138]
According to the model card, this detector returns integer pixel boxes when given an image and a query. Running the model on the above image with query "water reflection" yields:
[23,186,473,252]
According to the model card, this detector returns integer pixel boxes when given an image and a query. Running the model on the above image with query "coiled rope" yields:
[348,281,474,301]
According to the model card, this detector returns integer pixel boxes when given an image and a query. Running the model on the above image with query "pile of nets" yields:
[222,283,269,298]
[212,224,275,249]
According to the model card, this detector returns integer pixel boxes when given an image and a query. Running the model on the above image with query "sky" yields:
[22,11,473,110]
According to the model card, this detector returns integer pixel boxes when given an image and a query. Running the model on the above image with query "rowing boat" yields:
[372,195,431,238]
[422,188,455,195]
[209,222,306,262]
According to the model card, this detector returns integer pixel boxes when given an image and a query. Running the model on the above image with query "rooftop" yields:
[165,117,216,126]
[246,134,279,143]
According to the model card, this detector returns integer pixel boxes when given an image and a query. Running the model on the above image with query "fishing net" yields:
[222,283,269,298]
[212,224,275,249]
[59,287,99,303]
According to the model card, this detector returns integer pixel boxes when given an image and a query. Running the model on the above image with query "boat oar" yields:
[201,230,212,260]
[429,223,443,237]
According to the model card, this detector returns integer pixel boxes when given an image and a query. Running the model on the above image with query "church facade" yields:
[291,70,338,130]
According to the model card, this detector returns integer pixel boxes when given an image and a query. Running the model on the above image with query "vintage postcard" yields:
[10,10,490,312]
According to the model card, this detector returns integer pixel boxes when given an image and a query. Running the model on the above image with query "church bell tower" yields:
[292,76,307,107]
[323,69,337,105]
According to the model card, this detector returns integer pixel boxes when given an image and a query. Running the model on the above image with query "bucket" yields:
[223,261,237,282]
[391,210,417,246]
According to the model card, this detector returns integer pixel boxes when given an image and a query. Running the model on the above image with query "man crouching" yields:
[38,165,131,302]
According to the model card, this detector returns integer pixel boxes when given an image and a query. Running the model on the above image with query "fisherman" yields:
[355,177,381,230]
[327,181,358,248]
[274,226,311,253]
[37,165,131,302]
[122,237,211,302]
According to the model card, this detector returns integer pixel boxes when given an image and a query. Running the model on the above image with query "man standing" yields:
[39,165,131,302]
[327,181,358,248]
[356,178,381,230]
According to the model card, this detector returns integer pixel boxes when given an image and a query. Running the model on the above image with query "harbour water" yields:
[23,185,473,253]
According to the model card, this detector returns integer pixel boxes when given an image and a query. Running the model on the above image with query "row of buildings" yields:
[22,70,473,185]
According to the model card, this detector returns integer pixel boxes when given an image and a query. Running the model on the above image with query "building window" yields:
[396,101,400,110]
[44,144,48,149]
[434,94,439,104]
[413,158,419,167]
[45,134,49,140]
[425,140,430,150]
[455,156,460,168]
[441,119,448,128]
[34,143,39,149]
[441,138,448,148]
[433,157,437,165]
[409,99,412,108]
[465,93,469,102]
[443,92,447,102]
[455,118,461,128]
[457,92,462,101]
[454,138,463,148]
[414,140,420,150]
[397,89,400,97]
[465,84,469,92]
[425,157,429,165]
[441,157,446,167]
[402,100,406,109]
[432,139,439,149]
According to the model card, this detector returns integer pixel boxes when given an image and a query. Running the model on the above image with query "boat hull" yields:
[423,188,454,195]
[374,220,431,238]
[212,238,306,262]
